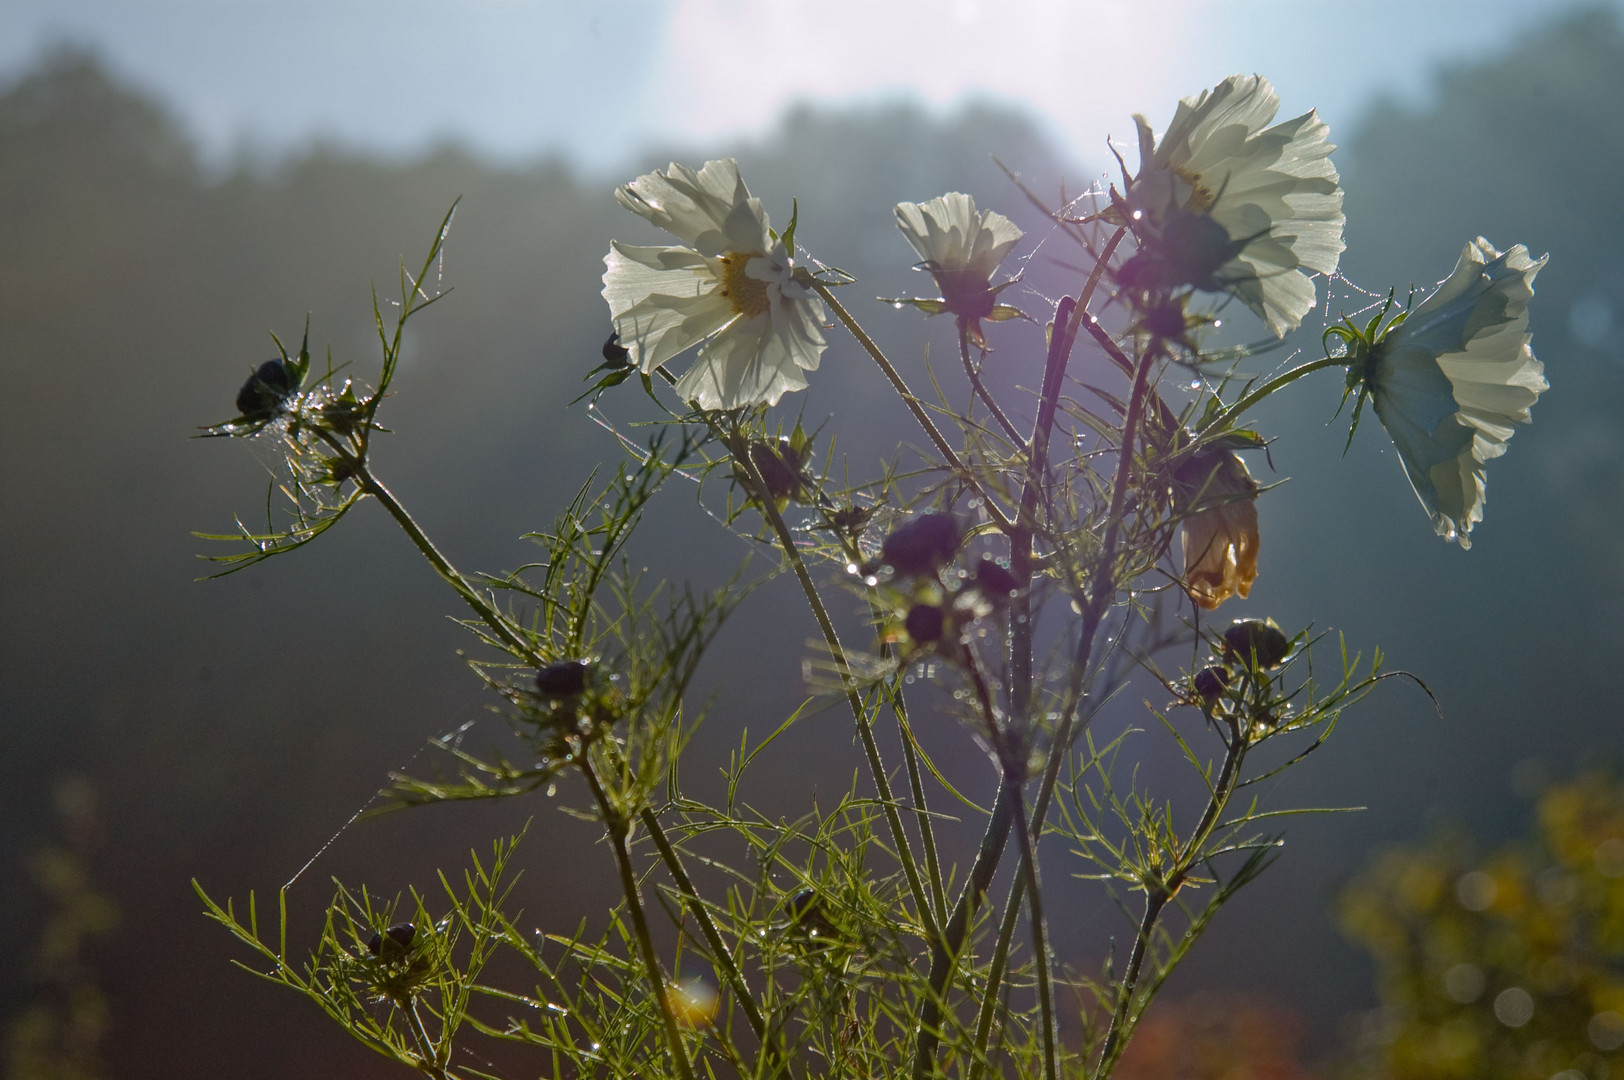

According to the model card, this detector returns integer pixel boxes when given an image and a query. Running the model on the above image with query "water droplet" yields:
[1212,319,1222,328]
[904,674,916,685]
[546,783,557,797]
[864,575,879,588]
[1189,380,1201,390]
[846,562,859,575]
[892,301,906,310]
[1131,210,1143,220]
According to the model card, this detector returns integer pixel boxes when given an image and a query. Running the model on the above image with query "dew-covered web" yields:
[241,402,349,513]
[585,397,820,554]
[282,710,482,891]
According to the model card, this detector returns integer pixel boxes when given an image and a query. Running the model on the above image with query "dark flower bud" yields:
[826,502,877,538]
[368,922,416,958]
[786,888,839,939]
[748,438,809,502]
[536,659,592,697]
[1143,297,1188,341]
[1121,212,1252,297]
[904,603,946,644]
[601,332,632,370]
[877,513,961,577]
[971,558,1021,599]
[236,359,293,418]
[1221,618,1290,670]
[1193,665,1231,703]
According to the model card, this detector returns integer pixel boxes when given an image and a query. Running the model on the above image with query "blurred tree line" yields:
[2,6,1621,1076]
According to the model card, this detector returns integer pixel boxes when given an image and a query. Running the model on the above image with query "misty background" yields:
[3,4,1623,1076]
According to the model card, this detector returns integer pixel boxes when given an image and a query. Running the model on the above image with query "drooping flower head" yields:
[1173,442,1262,610]
[1329,238,1548,549]
[1122,74,1344,338]
[602,158,826,410]
[892,193,1024,343]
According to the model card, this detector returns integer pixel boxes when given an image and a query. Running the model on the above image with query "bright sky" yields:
[1,0,1611,174]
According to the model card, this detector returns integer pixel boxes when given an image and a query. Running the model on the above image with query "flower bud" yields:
[748,438,811,502]
[904,603,946,644]
[877,513,961,577]
[236,359,293,418]
[971,558,1021,600]
[601,331,632,370]
[368,922,417,959]
[536,659,593,697]
[1193,665,1231,703]
[1220,619,1290,670]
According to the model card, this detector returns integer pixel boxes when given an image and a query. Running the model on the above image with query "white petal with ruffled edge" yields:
[895,192,1023,278]
[614,159,770,258]
[601,158,827,410]
[1370,238,1548,548]
[1132,74,1344,337]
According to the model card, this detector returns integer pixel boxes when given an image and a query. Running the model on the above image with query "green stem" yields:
[813,281,1015,534]
[729,435,940,948]
[332,436,744,1073]
[581,763,697,1080]
[1211,354,1346,429]
[966,871,1024,1080]
[1093,724,1247,1077]
[639,806,768,1043]
[401,999,453,1080]
[912,774,1019,1080]
[888,680,950,931]
[317,434,534,662]
[958,318,1023,444]
[1012,786,1057,1080]
[1094,888,1168,1080]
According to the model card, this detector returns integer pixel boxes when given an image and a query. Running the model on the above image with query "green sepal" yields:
[568,367,634,407]
[879,296,949,316]
[781,198,799,255]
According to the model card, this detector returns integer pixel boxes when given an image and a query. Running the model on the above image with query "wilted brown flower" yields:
[1174,446,1260,610]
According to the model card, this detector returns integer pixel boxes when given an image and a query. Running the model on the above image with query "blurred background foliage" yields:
[1,7,1621,1077]
[1339,769,1624,1080]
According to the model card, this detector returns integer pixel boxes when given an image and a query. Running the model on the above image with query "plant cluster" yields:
[196,73,1550,1079]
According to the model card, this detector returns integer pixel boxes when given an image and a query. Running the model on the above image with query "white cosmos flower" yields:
[895,193,1022,303]
[893,193,1024,345]
[1128,74,1344,337]
[1350,237,1548,549]
[602,158,826,410]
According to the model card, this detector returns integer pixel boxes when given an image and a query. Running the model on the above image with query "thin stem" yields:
[314,431,534,663]
[913,653,1024,1080]
[401,999,453,1080]
[912,776,1017,1080]
[967,871,1024,1080]
[813,281,1014,534]
[1094,889,1168,1079]
[1093,723,1247,1076]
[323,430,767,1061]
[1011,785,1057,1080]
[581,763,697,1080]
[958,318,1023,444]
[639,806,768,1043]
[889,682,950,931]
[1211,354,1346,429]
[729,435,940,948]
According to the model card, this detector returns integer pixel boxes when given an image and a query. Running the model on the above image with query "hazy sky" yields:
[1,0,1613,174]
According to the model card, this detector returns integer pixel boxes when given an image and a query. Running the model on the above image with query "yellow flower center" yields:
[1175,167,1217,213]
[719,253,771,318]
